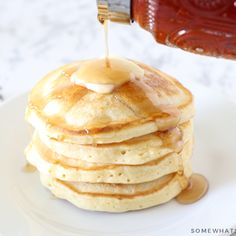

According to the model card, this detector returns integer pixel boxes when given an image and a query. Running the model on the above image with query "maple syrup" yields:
[22,162,36,173]
[176,173,209,204]
[104,20,110,67]
[70,57,144,93]
[159,127,183,153]
[70,18,144,94]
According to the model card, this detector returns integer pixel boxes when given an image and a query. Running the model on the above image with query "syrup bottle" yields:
[97,0,236,59]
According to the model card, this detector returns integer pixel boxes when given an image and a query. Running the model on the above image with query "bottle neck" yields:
[97,0,131,24]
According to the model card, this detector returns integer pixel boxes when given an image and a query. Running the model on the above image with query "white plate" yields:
[1,84,236,236]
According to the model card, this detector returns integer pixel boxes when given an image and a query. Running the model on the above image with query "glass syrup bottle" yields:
[97,0,236,59]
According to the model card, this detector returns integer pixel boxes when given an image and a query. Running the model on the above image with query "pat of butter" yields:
[71,57,144,93]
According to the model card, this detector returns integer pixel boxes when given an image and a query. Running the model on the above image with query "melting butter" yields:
[71,57,144,93]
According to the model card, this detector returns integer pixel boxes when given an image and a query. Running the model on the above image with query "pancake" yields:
[25,132,193,183]
[40,171,191,212]
[25,60,194,144]
[39,120,193,165]
[24,58,195,212]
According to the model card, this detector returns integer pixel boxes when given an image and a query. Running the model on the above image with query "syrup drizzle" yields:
[104,20,110,68]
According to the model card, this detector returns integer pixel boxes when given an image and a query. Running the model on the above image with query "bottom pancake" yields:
[40,171,191,212]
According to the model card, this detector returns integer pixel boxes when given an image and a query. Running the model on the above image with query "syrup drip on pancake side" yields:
[159,127,183,153]
[176,173,209,204]
[159,126,185,176]
[22,162,36,173]
[159,127,209,204]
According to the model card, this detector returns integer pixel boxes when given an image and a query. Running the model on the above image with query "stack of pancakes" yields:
[25,60,194,212]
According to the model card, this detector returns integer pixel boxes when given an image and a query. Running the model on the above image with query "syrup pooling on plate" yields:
[176,173,209,204]
[22,162,36,173]
[70,57,144,93]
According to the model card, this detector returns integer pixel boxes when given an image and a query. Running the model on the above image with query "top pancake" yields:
[25,60,194,144]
